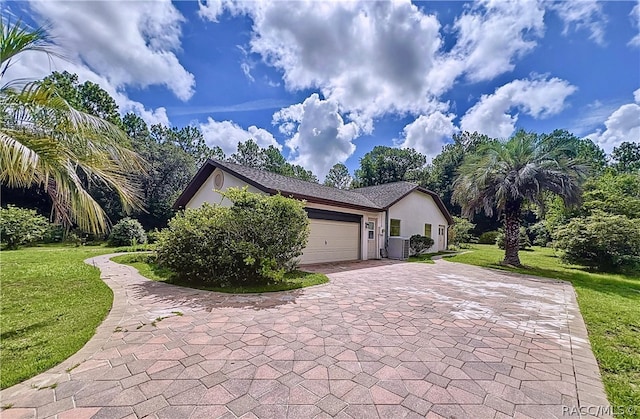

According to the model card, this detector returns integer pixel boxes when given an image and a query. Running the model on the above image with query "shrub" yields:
[0,206,49,249]
[409,234,435,255]
[553,212,640,272]
[108,218,147,247]
[449,216,476,248]
[156,188,309,287]
[529,221,551,247]
[478,231,499,244]
[496,227,531,250]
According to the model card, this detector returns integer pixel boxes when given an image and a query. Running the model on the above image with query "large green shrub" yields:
[478,231,499,244]
[449,216,476,248]
[108,218,147,247]
[0,206,49,249]
[553,212,640,272]
[157,188,309,286]
[496,227,531,250]
[409,234,435,255]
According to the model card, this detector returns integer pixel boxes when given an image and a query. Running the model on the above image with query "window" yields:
[424,223,432,238]
[390,219,401,236]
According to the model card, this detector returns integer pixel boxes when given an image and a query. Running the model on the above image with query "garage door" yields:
[300,219,360,264]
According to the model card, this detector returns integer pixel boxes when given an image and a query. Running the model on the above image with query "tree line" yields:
[2,20,639,271]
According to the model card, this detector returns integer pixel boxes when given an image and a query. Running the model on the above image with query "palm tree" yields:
[1,19,144,234]
[452,131,589,266]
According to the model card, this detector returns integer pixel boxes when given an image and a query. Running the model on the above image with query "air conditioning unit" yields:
[388,237,410,260]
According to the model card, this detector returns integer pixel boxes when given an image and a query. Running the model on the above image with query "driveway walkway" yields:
[1,255,609,418]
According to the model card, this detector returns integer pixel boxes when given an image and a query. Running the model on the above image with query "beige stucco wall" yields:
[388,190,449,251]
[186,168,263,208]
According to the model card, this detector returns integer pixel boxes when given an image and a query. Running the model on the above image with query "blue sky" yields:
[4,0,640,179]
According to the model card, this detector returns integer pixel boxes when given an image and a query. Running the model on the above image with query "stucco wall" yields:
[388,190,449,251]
[186,169,263,208]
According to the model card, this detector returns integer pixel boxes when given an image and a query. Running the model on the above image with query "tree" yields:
[582,170,640,219]
[229,139,319,182]
[0,20,144,233]
[452,131,588,266]
[42,71,121,125]
[324,163,352,189]
[122,113,199,230]
[150,124,220,166]
[611,142,640,173]
[229,139,265,168]
[354,146,426,187]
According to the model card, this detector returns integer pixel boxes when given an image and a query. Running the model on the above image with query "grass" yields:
[408,251,457,264]
[446,244,640,414]
[110,253,329,293]
[0,245,118,389]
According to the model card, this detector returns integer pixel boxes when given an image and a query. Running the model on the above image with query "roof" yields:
[174,159,453,223]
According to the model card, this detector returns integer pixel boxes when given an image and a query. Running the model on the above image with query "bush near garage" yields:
[156,187,309,287]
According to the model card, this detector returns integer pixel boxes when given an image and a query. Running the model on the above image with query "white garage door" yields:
[300,219,360,264]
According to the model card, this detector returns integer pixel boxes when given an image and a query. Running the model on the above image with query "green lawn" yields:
[0,245,117,389]
[408,251,457,264]
[446,244,640,413]
[111,253,329,293]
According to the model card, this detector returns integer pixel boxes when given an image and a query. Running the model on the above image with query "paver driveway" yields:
[1,255,609,419]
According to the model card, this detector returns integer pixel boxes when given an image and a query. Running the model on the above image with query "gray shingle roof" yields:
[174,159,453,223]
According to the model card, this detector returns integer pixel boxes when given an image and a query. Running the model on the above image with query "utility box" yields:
[387,237,410,260]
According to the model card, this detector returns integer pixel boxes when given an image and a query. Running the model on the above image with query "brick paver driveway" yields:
[1,255,609,419]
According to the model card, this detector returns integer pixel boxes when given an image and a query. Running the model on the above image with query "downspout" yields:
[383,209,389,258]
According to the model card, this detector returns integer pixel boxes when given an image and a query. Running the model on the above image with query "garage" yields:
[300,218,360,264]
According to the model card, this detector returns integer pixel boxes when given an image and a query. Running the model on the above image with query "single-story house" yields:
[174,159,453,264]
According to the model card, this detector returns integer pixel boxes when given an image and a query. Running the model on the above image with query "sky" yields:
[3,0,640,180]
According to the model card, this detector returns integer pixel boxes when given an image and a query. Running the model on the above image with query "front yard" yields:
[0,246,115,389]
[446,244,640,411]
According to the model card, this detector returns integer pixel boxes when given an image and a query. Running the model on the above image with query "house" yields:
[174,159,453,264]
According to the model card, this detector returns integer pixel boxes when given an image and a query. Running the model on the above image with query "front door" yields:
[438,225,446,250]
[367,218,378,259]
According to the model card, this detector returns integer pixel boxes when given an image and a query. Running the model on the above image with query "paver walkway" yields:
[1,255,610,418]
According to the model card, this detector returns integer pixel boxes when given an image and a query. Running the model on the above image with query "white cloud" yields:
[550,0,606,45]
[586,91,640,153]
[630,1,640,47]
[447,0,546,82]
[202,0,448,129]
[199,118,280,156]
[28,0,195,101]
[273,94,359,179]
[460,77,577,138]
[397,113,458,160]
[2,48,170,127]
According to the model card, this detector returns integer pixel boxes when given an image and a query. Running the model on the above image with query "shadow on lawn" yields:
[483,262,640,300]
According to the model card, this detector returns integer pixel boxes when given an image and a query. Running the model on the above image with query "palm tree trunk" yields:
[503,200,522,266]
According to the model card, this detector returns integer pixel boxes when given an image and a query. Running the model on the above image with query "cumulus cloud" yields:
[447,0,546,83]
[460,77,577,138]
[397,112,458,160]
[201,0,448,129]
[630,1,640,47]
[2,47,170,126]
[550,0,606,45]
[28,0,195,100]
[199,118,280,156]
[586,90,640,153]
[273,94,359,179]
